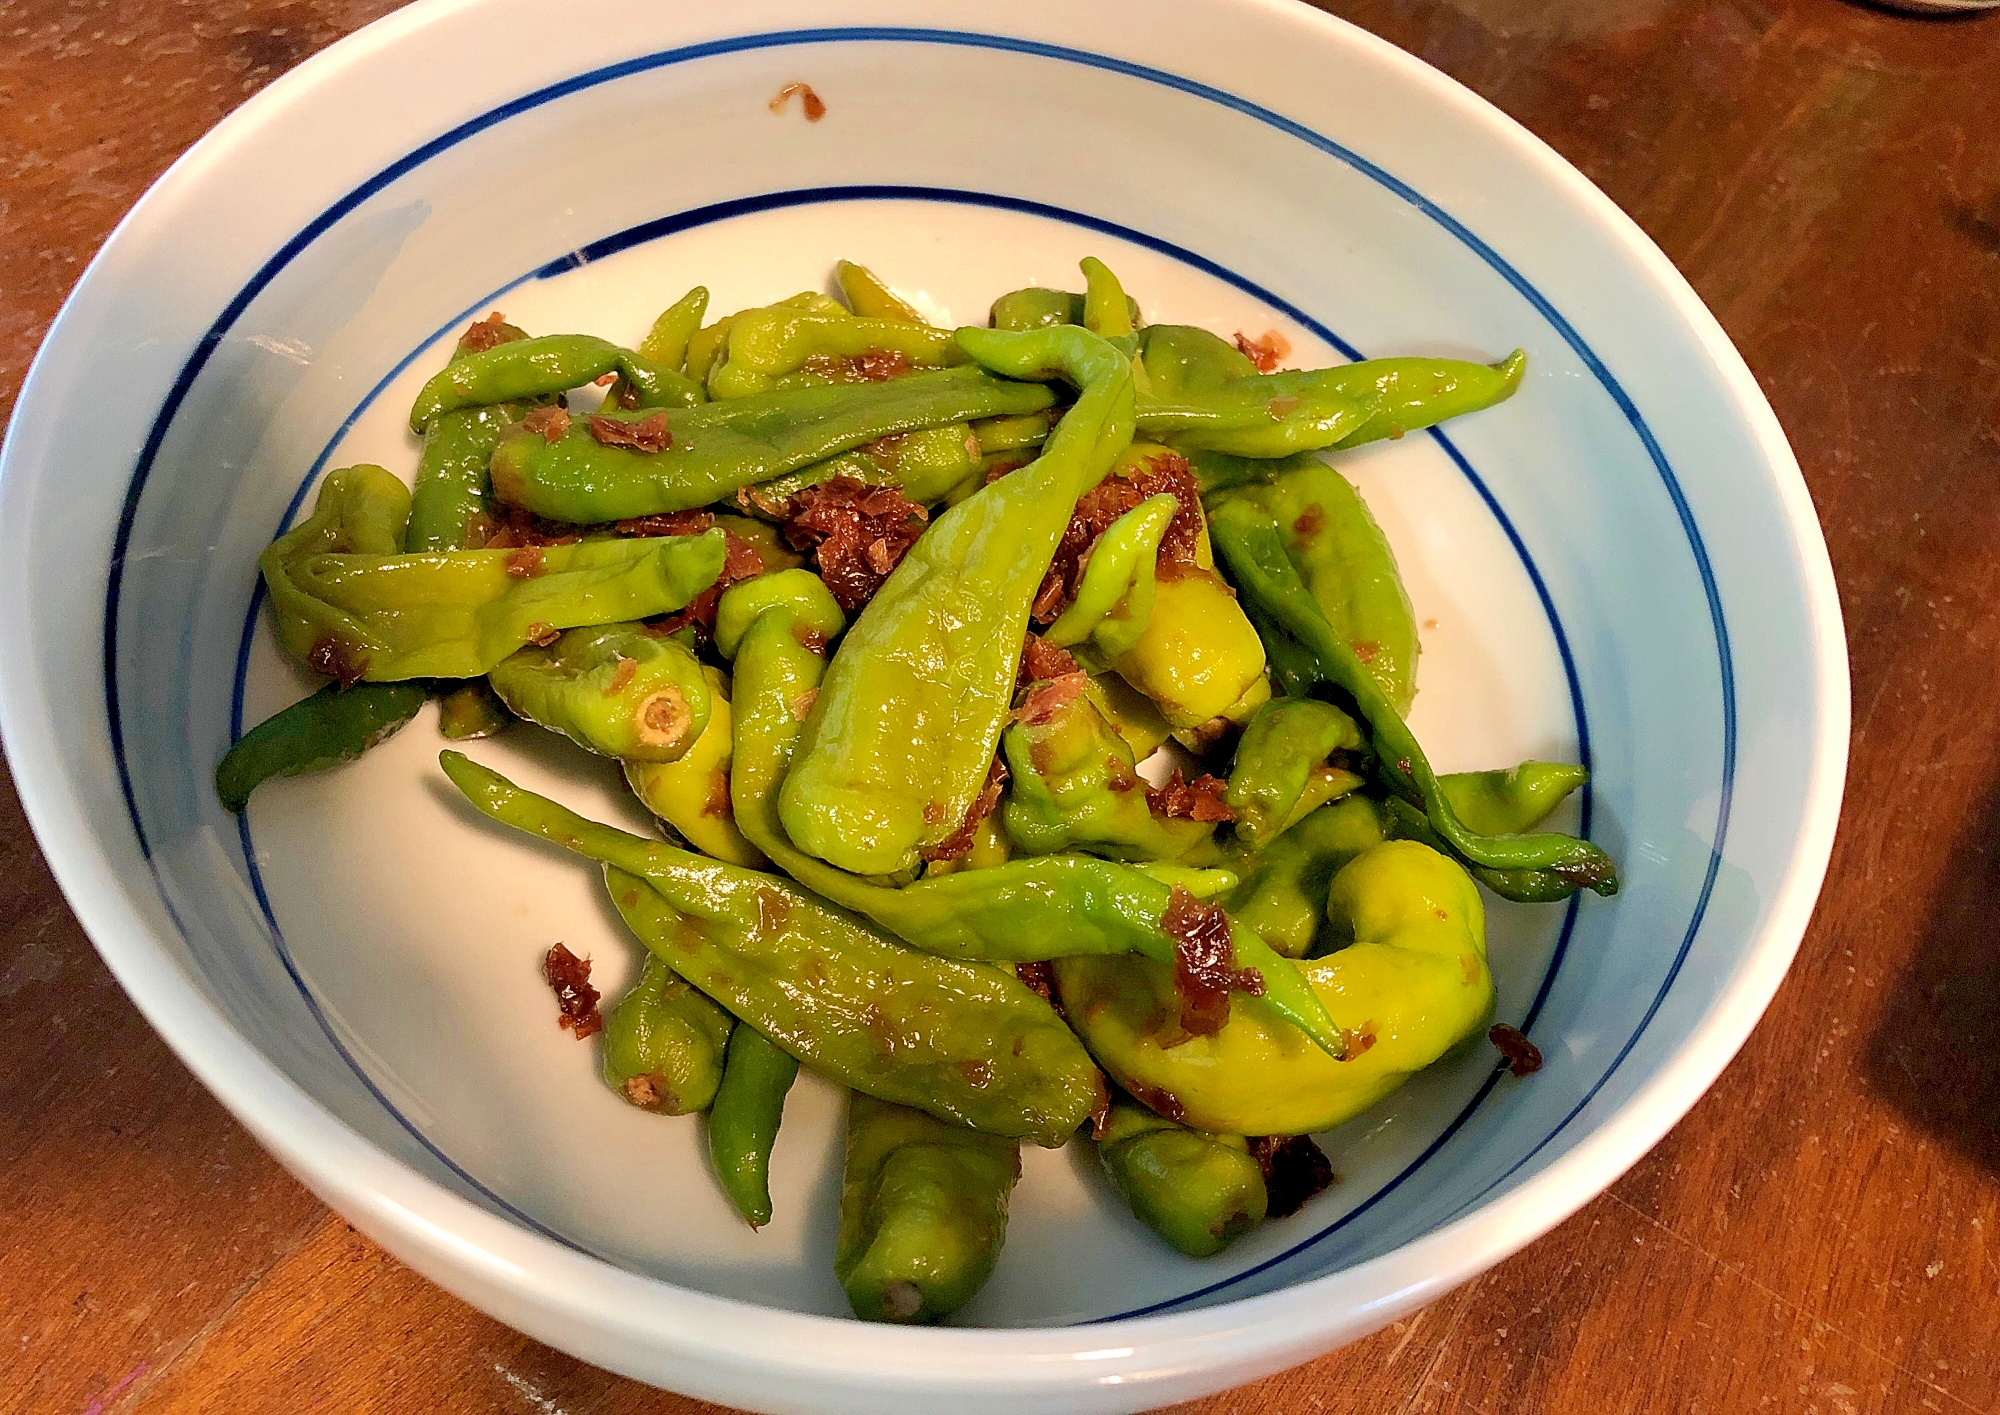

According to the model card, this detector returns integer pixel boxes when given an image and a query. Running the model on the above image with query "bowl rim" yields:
[0,0,1849,1400]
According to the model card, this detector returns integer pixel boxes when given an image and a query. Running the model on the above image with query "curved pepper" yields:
[1225,697,1367,849]
[707,1023,799,1228]
[1330,351,1527,449]
[1210,457,1420,715]
[1045,494,1175,658]
[1096,1100,1266,1257]
[441,751,1103,1145]
[623,666,767,867]
[214,680,428,812]
[1380,761,1592,903]
[261,469,726,682]
[1225,795,1386,958]
[1130,325,1375,457]
[410,333,702,432]
[1000,676,1214,862]
[1057,840,1492,1134]
[600,951,734,1114]
[639,287,709,369]
[407,316,537,553]
[777,323,1135,876]
[725,600,1343,1058]
[835,261,928,324]
[989,286,1140,333]
[712,568,846,661]
[1208,498,1619,896]
[836,1093,1020,1324]
[489,622,711,763]
[1080,672,1174,760]
[708,309,963,399]
[487,366,1053,523]
[1080,256,1138,341]
[1110,573,1269,732]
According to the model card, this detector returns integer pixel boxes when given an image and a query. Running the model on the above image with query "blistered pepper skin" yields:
[1226,697,1368,849]
[726,602,1344,1057]
[489,622,712,763]
[487,367,1053,523]
[600,952,734,1115]
[1095,1101,1266,1257]
[440,752,1104,1146]
[1209,498,1618,896]
[1210,458,1421,716]
[777,323,1135,876]
[836,1094,1020,1325]
[262,503,727,686]
[1000,682,1213,863]
[1057,841,1493,1134]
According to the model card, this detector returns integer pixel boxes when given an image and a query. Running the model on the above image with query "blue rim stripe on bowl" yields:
[103,27,1731,1323]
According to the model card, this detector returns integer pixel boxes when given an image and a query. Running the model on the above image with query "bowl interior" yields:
[14,11,1831,1346]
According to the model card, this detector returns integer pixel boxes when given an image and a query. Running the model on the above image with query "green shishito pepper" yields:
[260,465,726,682]
[487,366,1053,523]
[1210,457,1421,716]
[214,680,428,812]
[741,422,980,516]
[1381,761,1593,903]
[440,751,1103,1145]
[836,1093,1020,1325]
[489,622,711,763]
[408,333,702,432]
[1000,675,1214,862]
[639,286,709,369]
[1131,323,1524,459]
[708,308,963,398]
[1208,498,1619,897]
[1096,1100,1266,1257]
[723,593,1345,1059]
[1058,840,1494,1134]
[600,952,734,1114]
[778,324,1135,877]
[1043,493,1174,658]
[988,286,1141,333]
[623,666,768,868]
[407,316,536,553]
[1225,697,1367,850]
[835,260,928,324]
[707,1023,799,1229]
[1226,795,1386,958]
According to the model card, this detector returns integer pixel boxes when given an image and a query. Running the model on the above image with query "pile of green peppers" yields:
[217,259,1616,1322]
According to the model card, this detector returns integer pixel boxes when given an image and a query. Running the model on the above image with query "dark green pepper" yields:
[214,680,427,812]
[488,367,1054,523]
[836,1093,1019,1324]
[1379,760,1593,903]
[1207,498,1618,896]
[600,952,734,1114]
[440,751,1105,1145]
[1096,1100,1266,1257]
[1210,456,1421,715]
[707,1023,799,1229]
[407,316,538,554]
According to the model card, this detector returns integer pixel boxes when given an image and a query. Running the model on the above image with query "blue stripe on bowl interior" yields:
[105,26,1732,1323]
[230,184,1590,1318]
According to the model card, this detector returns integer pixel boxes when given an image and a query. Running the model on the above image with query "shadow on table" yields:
[1862,778,2000,1174]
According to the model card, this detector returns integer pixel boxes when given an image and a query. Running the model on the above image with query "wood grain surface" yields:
[2,1,1996,1410]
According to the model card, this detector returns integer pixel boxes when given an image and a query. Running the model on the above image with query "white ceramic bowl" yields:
[0,1,1847,1410]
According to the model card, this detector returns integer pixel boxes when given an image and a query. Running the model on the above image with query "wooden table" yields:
[3,1,1995,1409]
